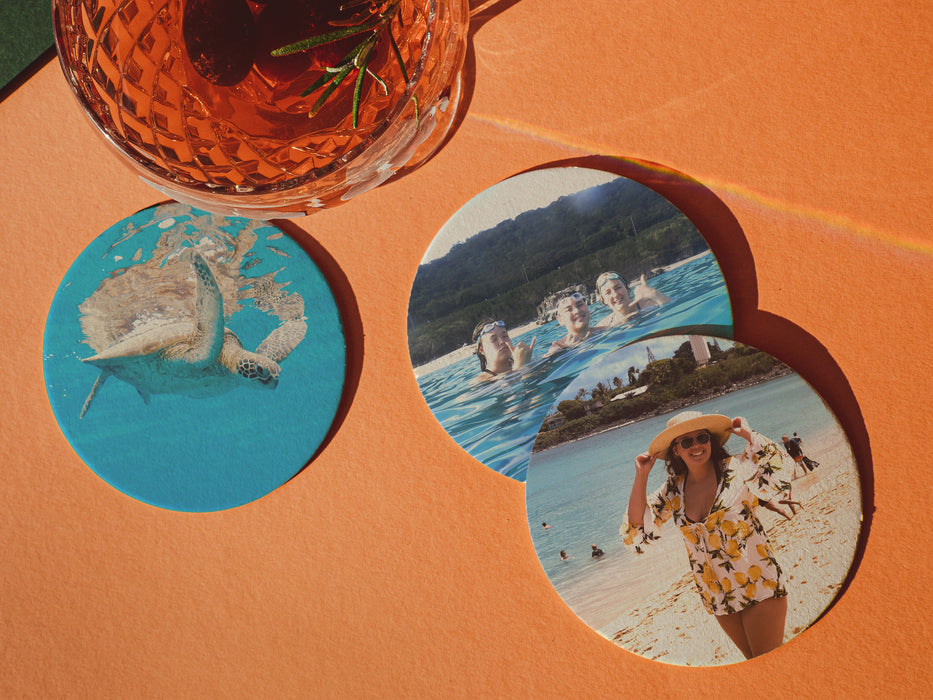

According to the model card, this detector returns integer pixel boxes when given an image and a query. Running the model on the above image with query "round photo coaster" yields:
[43,203,345,512]
[407,167,733,481]
[525,333,862,666]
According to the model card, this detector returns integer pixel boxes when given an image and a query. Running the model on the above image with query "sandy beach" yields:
[604,431,862,666]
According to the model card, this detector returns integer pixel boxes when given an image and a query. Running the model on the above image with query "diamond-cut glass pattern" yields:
[54,0,468,214]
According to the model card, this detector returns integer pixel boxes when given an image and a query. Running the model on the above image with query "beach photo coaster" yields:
[525,333,862,665]
[43,203,346,512]
[407,166,733,481]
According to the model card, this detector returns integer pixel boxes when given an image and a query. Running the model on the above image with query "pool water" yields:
[415,252,733,480]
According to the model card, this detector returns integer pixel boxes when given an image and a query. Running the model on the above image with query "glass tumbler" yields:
[53,0,469,218]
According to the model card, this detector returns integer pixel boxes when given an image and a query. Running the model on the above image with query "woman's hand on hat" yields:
[729,416,752,443]
[634,452,657,478]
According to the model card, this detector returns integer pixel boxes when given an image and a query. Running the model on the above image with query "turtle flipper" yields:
[182,252,225,366]
[257,320,308,363]
[80,370,111,419]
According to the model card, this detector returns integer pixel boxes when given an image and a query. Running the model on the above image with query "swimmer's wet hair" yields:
[595,272,630,302]
[472,317,497,344]
[472,317,496,371]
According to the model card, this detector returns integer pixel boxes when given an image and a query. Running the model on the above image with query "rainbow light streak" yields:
[465,113,933,259]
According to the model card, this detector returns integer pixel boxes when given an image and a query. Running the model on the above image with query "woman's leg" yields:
[715,595,788,659]
[779,498,803,514]
[714,611,753,659]
[779,485,802,515]
[741,595,788,657]
[761,501,792,520]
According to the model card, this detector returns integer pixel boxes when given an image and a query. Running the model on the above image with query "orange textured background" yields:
[2,0,931,695]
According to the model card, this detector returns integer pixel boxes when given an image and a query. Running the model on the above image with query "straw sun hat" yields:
[648,411,734,459]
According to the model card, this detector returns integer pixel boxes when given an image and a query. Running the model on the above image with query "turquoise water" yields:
[43,204,345,512]
[525,372,846,629]
[415,253,733,480]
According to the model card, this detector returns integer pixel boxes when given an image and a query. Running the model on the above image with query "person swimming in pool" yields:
[593,271,671,328]
[472,318,536,380]
[547,292,603,355]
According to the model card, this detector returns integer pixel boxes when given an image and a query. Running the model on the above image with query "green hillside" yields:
[407,178,708,365]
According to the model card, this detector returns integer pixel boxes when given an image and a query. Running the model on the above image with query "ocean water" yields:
[43,204,345,512]
[415,252,733,480]
[525,372,850,631]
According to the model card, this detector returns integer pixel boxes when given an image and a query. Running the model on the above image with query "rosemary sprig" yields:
[271,0,408,128]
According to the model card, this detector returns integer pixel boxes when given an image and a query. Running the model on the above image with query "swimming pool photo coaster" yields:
[407,167,733,481]
[525,334,862,666]
[43,203,346,512]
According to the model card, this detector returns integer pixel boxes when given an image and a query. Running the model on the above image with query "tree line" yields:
[533,342,790,452]
[408,177,709,366]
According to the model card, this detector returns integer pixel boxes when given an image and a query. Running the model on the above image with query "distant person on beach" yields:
[547,292,603,354]
[782,434,814,477]
[792,432,820,472]
[593,271,671,328]
[621,411,794,660]
[471,318,536,380]
[591,544,605,558]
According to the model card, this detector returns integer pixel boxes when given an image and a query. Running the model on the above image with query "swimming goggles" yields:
[559,292,586,304]
[481,320,506,335]
[597,272,630,289]
[675,432,711,449]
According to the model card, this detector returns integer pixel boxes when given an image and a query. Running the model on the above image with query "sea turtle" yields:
[79,250,306,418]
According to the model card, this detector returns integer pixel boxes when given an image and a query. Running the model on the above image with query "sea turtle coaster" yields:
[44,203,346,512]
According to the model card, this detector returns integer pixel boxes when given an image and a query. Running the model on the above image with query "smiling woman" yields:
[546,292,594,354]
[594,271,672,328]
[623,412,791,659]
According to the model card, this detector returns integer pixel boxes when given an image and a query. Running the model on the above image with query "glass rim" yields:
[52,0,463,201]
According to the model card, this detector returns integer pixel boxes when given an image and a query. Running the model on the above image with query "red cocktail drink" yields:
[53,0,468,217]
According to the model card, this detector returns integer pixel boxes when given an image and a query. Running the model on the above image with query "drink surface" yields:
[54,0,429,192]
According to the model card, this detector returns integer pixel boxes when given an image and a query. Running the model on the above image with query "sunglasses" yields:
[674,432,711,450]
[481,320,506,335]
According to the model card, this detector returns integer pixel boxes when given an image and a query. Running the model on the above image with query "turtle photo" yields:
[43,203,344,511]
[79,250,307,418]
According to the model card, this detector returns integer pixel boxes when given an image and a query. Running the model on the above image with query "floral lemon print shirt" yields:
[621,433,792,615]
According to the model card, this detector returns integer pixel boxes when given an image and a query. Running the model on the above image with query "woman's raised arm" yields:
[626,452,657,527]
